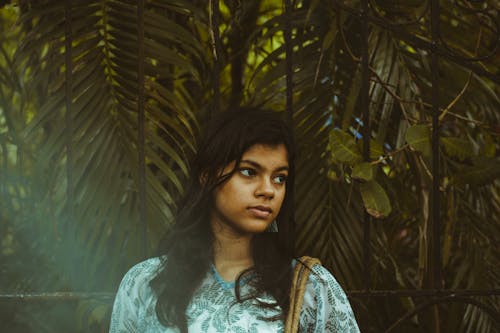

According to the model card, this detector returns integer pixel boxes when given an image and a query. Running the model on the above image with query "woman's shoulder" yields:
[297,259,360,332]
[116,257,164,296]
[123,256,163,279]
[308,263,345,294]
[292,258,342,291]
[110,257,168,331]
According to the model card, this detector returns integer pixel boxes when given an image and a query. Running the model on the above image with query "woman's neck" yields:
[211,224,254,282]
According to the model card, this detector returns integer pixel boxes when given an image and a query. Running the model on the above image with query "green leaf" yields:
[329,130,362,164]
[441,137,474,161]
[451,158,500,186]
[357,139,385,160]
[406,124,431,157]
[479,133,496,158]
[360,180,392,218]
[370,140,385,160]
[352,162,374,181]
[327,169,340,181]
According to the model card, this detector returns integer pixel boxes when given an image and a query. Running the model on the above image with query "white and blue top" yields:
[109,257,360,332]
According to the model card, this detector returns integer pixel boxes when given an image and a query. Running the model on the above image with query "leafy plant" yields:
[1,0,499,332]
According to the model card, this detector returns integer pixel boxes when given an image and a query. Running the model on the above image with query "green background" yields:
[0,1,499,332]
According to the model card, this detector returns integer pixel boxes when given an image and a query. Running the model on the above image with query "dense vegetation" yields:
[0,1,498,332]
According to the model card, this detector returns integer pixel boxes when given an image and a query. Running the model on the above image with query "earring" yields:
[266,220,278,232]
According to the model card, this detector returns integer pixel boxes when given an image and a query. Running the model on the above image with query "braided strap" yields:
[284,256,322,333]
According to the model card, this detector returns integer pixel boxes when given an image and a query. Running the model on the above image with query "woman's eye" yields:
[239,168,255,177]
[273,175,287,184]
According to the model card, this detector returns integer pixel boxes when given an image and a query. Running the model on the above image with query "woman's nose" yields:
[255,178,275,199]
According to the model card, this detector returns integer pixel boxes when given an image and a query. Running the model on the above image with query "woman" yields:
[109,109,360,332]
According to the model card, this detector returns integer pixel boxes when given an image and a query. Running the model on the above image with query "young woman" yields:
[109,109,360,332]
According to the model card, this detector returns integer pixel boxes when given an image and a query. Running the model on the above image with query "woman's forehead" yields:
[240,144,289,166]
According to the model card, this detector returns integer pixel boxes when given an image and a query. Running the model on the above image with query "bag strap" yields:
[284,256,322,333]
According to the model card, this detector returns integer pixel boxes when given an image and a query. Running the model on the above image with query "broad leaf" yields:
[441,137,475,161]
[329,130,362,164]
[360,180,392,218]
[352,162,375,181]
[357,139,385,160]
[451,158,500,185]
[406,124,431,157]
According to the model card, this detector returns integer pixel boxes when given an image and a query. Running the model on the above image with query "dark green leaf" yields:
[406,124,431,157]
[352,162,375,181]
[451,158,500,185]
[360,180,392,218]
[329,130,362,164]
[441,137,475,160]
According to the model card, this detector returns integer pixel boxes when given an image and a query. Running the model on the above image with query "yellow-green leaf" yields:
[352,162,374,181]
[451,158,500,185]
[357,139,385,160]
[441,137,474,161]
[327,169,340,181]
[406,124,431,157]
[479,133,496,158]
[360,181,392,218]
[329,130,362,164]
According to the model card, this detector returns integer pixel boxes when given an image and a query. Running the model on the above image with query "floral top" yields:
[109,257,360,332]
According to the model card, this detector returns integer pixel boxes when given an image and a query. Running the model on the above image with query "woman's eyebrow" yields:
[240,159,289,172]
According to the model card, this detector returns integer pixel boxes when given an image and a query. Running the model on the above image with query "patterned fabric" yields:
[109,257,360,332]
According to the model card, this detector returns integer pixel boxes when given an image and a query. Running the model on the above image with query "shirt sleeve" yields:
[109,258,160,333]
[300,264,360,333]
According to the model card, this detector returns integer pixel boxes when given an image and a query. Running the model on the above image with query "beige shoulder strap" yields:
[284,256,322,333]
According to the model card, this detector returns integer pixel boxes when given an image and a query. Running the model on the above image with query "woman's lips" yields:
[248,206,272,218]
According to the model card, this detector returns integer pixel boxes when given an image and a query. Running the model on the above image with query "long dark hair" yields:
[150,108,296,332]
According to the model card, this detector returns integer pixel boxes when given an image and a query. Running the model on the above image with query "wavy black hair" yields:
[150,108,296,332]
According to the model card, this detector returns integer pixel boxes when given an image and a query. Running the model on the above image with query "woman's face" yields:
[210,143,289,237]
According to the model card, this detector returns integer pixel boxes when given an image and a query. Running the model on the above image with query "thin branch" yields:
[438,71,473,122]
[418,154,433,180]
[338,11,360,62]
[371,143,410,165]
[313,50,324,88]
[369,67,492,129]
[438,27,483,122]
